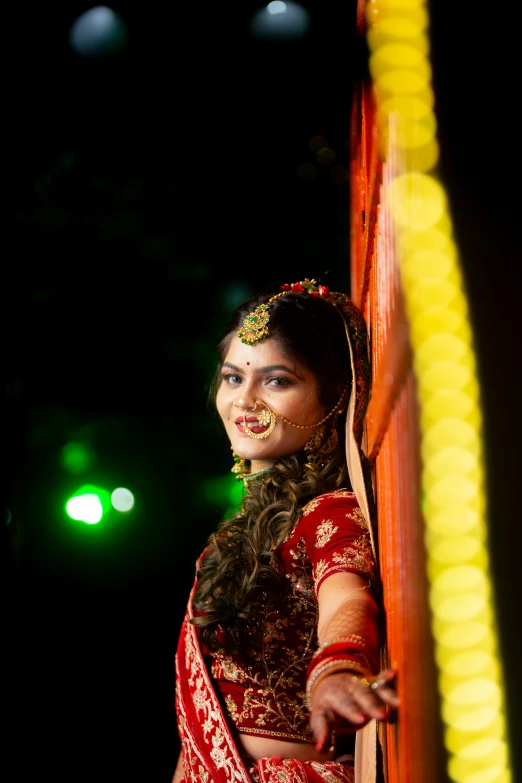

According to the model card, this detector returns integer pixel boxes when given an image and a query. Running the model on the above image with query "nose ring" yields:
[243,400,277,439]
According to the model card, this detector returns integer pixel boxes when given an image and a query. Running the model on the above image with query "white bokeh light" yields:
[111,487,135,512]
[249,1,311,40]
[69,6,127,57]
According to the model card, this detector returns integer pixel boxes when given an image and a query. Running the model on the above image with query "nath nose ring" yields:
[243,400,277,439]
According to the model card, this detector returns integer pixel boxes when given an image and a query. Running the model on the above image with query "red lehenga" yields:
[174,489,381,783]
[176,575,356,783]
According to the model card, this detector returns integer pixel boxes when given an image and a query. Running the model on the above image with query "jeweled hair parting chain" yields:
[237,278,331,345]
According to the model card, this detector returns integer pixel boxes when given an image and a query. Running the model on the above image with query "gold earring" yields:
[231,449,250,482]
[304,419,341,473]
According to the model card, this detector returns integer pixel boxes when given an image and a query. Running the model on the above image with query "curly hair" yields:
[191,286,354,653]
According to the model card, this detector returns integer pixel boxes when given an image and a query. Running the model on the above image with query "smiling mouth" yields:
[235,417,269,434]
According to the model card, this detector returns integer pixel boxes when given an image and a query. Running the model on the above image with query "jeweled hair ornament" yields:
[237,278,377,563]
[237,278,330,345]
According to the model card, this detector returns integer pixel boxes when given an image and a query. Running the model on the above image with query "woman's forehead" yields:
[223,335,305,375]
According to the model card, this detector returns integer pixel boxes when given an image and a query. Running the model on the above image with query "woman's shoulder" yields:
[301,488,359,517]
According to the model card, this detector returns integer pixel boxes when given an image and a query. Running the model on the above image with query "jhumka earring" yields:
[303,417,341,473]
[231,448,250,482]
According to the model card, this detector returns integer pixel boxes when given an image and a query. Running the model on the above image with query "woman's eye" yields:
[267,377,292,388]
[221,373,241,385]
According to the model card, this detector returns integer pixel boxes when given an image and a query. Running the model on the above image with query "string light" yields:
[365,1,512,780]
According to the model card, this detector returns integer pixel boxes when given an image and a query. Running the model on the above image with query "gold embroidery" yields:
[302,489,355,517]
[314,535,374,585]
[212,536,318,742]
[315,519,339,548]
[346,506,368,530]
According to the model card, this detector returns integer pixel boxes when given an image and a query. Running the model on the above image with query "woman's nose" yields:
[233,388,258,412]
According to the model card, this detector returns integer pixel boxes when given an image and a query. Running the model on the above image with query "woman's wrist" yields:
[305,657,372,709]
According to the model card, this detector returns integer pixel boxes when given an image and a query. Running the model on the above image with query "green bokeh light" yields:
[61,441,95,473]
[65,484,112,524]
[203,474,244,518]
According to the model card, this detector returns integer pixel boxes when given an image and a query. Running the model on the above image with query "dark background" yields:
[4,2,521,781]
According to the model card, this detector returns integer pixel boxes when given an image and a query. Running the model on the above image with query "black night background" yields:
[4,2,521,781]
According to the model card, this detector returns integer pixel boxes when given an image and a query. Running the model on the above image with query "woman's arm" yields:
[308,571,399,752]
[171,751,184,783]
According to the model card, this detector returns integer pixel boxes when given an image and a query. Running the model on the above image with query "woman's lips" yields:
[235,417,268,435]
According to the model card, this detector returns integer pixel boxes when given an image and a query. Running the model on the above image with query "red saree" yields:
[175,577,355,783]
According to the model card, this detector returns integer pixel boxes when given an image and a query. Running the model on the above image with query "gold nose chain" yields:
[243,385,349,440]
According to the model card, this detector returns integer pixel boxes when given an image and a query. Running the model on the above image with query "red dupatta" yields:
[175,576,355,783]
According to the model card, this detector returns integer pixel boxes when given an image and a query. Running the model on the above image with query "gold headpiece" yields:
[237,278,331,345]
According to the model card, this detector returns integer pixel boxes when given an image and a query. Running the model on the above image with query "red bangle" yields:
[306,643,375,681]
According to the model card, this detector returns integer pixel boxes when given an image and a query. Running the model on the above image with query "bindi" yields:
[246,362,250,365]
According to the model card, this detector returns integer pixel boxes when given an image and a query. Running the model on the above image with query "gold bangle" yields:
[313,635,367,657]
[305,660,372,709]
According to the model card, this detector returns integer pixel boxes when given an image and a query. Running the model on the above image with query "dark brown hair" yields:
[191,286,353,652]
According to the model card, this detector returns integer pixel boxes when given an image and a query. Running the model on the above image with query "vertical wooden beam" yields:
[350,72,447,782]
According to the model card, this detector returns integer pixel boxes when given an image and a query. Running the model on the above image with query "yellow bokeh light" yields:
[421,390,475,425]
[427,475,477,506]
[443,703,498,732]
[402,248,453,282]
[411,308,469,343]
[366,1,511,778]
[437,620,491,650]
[386,171,446,229]
[437,649,496,677]
[430,537,486,568]
[405,280,460,316]
[425,506,481,536]
[367,17,427,52]
[422,418,480,455]
[370,43,429,78]
[424,446,478,479]
[380,95,433,124]
[366,0,429,27]
[457,738,506,762]
[432,591,486,623]
[445,717,507,753]
[416,334,470,372]
[386,137,440,173]
[375,68,431,98]
[432,564,487,595]
[447,678,500,708]
[453,764,509,783]
[400,225,454,254]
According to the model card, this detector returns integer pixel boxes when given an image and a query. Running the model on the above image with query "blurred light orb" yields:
[297,162,317,181]
[111,487,135,512]
[61,441,94,473]
[66,494,103,524]
[69,6,127,57]
[250,1,311,40]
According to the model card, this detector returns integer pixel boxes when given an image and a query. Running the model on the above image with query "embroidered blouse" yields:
[205,489,376,745]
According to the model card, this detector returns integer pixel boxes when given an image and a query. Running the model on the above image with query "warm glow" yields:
[366,1,512,778]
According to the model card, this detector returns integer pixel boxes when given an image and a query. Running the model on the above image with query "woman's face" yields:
[215,335,329,473]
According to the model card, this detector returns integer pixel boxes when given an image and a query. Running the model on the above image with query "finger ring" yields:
[350,675,371,689]
[370,678,386,690]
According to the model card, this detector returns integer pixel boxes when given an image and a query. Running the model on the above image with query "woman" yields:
[173,279,399,783]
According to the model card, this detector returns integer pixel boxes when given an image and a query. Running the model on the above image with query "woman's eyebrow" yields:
[223,362,303,378]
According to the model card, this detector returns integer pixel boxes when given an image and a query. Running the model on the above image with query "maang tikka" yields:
[237,278,332,345]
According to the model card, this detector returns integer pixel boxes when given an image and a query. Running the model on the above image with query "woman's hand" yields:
[308,668,399,753]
